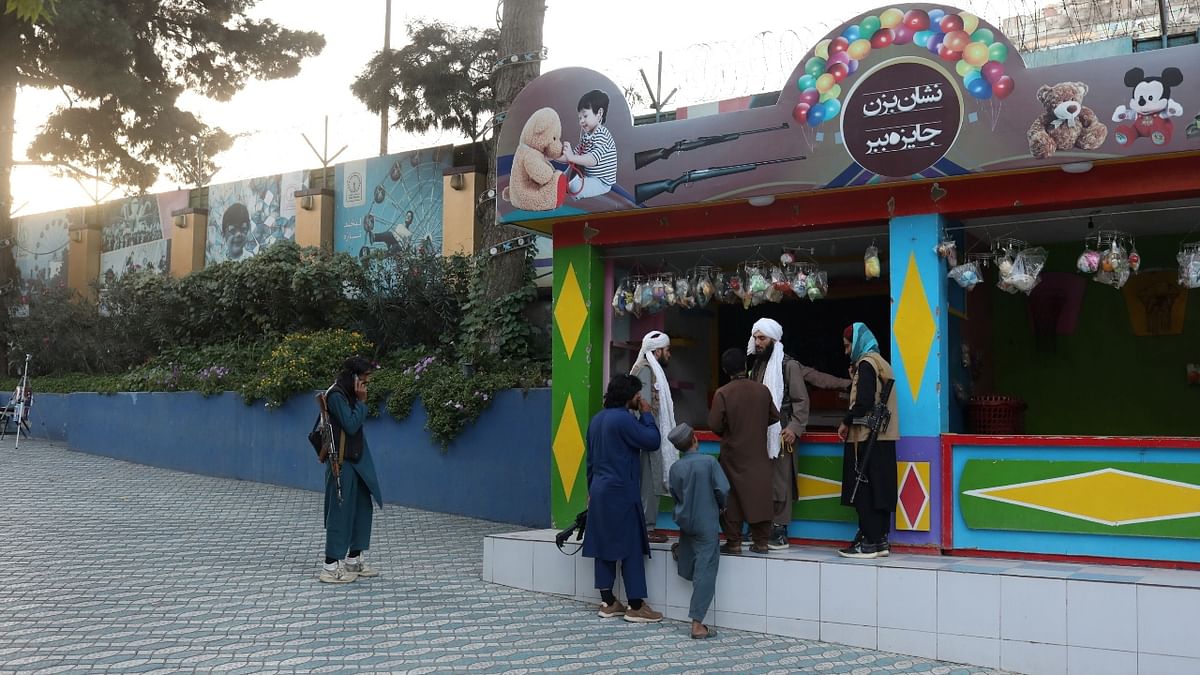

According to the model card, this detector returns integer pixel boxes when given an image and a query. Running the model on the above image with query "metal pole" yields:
[380,0,392,156]
[1159,0,1170,49]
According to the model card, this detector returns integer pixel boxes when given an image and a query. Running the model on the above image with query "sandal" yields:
[670,542,679,561]
[690,625,717,639]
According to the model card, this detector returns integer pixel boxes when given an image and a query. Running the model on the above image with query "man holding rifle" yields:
[837,323,900,560]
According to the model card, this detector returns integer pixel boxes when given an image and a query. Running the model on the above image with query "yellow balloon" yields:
[880,7,903,29]
[820,83,842,102]
[815,39,831,60]
[847,38,872,61]
[963,41,990,67]
[816,73,835,93]
[960,12,980,34]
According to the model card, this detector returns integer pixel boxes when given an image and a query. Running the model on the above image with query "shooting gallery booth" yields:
[496,3,1200,569]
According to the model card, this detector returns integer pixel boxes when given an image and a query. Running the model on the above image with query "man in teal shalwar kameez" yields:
[667,423,729,640]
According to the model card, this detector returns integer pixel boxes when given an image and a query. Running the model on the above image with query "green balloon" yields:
[971,28,995,44]
[988,42,1009,63]
[805,57,827,78]
[860,16,882,35]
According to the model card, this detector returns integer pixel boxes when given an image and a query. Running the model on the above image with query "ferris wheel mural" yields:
[335,146,453,257]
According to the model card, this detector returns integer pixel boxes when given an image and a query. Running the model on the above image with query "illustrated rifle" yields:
[316,392,343,504]
[633,122,789,169]
[849,378,895,504]
[634,155,805,204]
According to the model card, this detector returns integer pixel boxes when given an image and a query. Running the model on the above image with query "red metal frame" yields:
[696,430,842,444]
[552,152,1200,249]
[940,433,1200,570]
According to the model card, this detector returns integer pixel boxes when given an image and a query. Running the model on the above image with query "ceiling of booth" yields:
[959,197,1200,245]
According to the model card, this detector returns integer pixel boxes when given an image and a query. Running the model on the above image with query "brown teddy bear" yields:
[1028,82,1108,160]
[503,107,567,212]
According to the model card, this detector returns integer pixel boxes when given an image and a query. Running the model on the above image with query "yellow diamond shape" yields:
[552,395,586,501]
[964,469,1200,526]
[554,263,587,359]
[894,253,936,401]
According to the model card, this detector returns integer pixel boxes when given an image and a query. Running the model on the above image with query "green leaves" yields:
[351,20,499,141]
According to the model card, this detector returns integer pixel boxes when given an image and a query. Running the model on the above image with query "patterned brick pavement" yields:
[0,439,1008,674]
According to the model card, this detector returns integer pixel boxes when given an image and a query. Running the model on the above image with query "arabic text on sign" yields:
[864,123,944,154]
[862,84,945,118]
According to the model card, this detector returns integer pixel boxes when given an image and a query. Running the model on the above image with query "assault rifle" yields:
[633,122,790,169]
[316,391,343,504]
[634,155,806,204]
[849,378,895,504]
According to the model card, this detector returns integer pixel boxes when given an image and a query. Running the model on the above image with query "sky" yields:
[9,0,1046,216]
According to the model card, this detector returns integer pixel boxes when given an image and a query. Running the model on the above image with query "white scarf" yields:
[631,331,677,480]
[746,318,785,459]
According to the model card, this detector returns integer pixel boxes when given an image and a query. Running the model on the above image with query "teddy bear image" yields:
[1027,82,1108,160]
[502,107,568,212]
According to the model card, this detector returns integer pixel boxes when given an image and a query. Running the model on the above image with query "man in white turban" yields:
[631,330,676,543]
[748,318,851,550]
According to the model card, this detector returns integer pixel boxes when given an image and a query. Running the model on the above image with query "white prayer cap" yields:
[641,331,670,351]
[750,318,783,341]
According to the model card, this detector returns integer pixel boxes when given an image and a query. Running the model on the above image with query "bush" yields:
[240,329,374,407]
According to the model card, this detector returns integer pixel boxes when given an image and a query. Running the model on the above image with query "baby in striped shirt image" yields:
[562,89,618,200]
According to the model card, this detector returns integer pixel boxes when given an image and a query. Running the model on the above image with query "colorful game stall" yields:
[497,3,1200,567]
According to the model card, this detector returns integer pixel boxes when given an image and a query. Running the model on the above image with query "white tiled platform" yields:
[483,530,1200,675]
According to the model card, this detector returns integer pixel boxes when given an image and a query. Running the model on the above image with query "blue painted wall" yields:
[27,389,552,528]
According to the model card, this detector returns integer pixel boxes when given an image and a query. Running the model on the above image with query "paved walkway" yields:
[0,439,1008,674]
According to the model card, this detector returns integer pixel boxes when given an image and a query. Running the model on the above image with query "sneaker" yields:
[318,562,358,584]
[345,558,379,578]
[597,600,627,618]
[768,525,790,550]
[720,542,741,555]
[877,535,890,558]
[748,544,770,554]
[623,603,664,623]
[837,540,880,559]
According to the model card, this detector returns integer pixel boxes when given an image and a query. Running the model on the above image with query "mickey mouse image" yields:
[1112,67,1184,147]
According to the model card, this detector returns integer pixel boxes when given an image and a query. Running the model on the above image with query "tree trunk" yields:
[481,0,546,300]
[0,11,22,373]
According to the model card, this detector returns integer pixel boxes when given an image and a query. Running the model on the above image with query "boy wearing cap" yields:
[667,423,729,639]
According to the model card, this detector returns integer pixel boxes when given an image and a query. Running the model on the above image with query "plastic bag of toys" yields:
[746,265,770,306]
[864,245,881,279]
[999,247,1046,295]
[948,261,983,290]
[767,266,790,303]
[1076,249,1100,274]
[1180,249,1200,289]
[1095,243,1131,289]
[694,270,716,308]
[935,239,958,268]
[675,276,694,309]
[805,270,829,301]
[611,279,633,316]
[790,267,809,298]
[633,278,652,315]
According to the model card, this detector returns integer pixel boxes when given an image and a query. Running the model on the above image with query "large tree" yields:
[351,20,499,143]
[0,0,323,363]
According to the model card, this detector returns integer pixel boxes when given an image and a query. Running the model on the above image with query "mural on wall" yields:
[13,208,75,314]
[206,172,308,264]
[99,190,188,282]
[334,146,452,257]
[495,3,1200,230]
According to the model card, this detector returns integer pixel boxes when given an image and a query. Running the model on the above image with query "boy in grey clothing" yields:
[667,423,730,639]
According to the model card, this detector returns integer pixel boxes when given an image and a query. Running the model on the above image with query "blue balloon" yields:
[928,31,945,54]
[823,98,842,119]
[807,103,827,127]
[914,30,934,48]
[928,8,946,24]
[967,77,993,99]
[842,24,861,42]
[962,69,982,85]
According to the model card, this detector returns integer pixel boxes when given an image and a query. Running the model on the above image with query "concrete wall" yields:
[28,389,551,527]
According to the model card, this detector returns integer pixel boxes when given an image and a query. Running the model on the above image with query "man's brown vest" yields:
[847,352,900,443]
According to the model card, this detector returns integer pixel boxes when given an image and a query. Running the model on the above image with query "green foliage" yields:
[351,20,499,141]
[355,247,473,355]
[117,340,272,397]
[10,0,325,191]
[461,249,540,364]
[240,329,374,408]
[5,0,57,22]
[0,372,121,394]
[6,285,150,376]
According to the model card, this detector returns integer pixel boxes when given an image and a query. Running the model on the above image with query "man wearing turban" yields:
[631,330,676,543]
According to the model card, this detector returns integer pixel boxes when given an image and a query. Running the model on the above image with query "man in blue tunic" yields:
[667,423,729,639]
[582,374,664,623]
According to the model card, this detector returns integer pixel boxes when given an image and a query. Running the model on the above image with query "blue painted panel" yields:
[950,443,1200,563]
[31,389,552,528]
[889,213,951,438]
[27,393,69,441]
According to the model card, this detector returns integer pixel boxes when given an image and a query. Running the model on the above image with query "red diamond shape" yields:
[898,465,928,528]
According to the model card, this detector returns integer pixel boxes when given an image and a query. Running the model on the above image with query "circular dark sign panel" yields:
[842,61,962,178]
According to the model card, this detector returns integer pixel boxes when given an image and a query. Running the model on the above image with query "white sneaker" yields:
[318,562,358,584]
[345,558,379,578]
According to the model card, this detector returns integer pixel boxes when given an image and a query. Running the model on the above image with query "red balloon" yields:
[940,14,964,33]
[903,9,931,31]
[799,88,820,106]
[829,50,851,66]
[892,25,914,46]
[792,102,812,123]
[944,30,970,51]
[938,44,963,61]
[870,28,894,49]
[992,75,1015,99]
[827,61,850,82]
[981,60,1006,84]
[829,36,850,54]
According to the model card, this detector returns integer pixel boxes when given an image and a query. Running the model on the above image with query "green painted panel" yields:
[794,454,855,522]
[960,459,1200,539]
